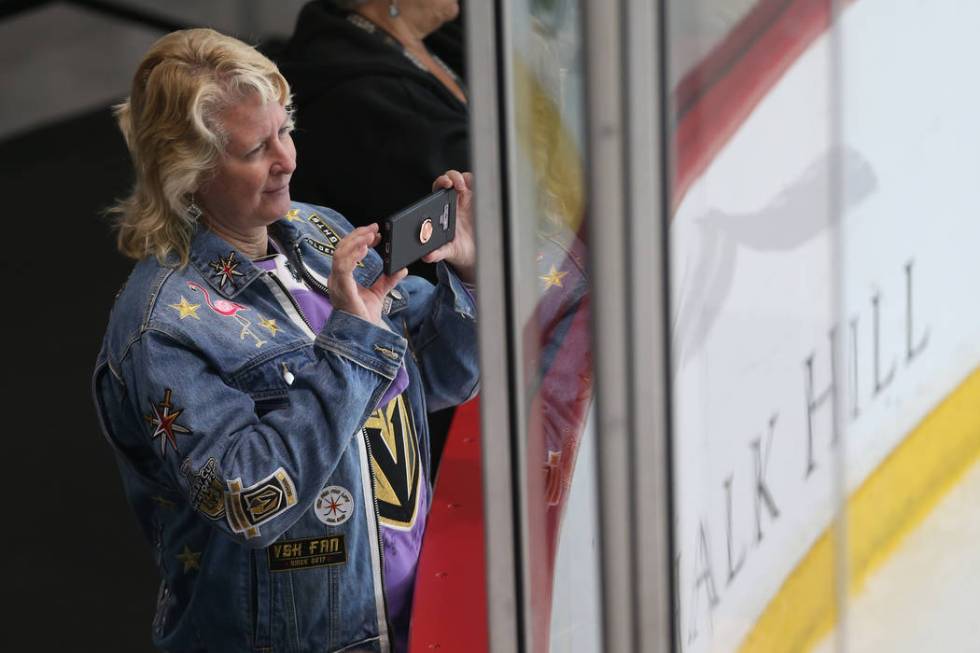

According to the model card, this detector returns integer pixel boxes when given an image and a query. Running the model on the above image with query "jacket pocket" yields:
[254,394,290,418]
[249,549,272,650]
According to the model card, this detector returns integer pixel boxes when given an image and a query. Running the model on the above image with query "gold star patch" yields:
[285,208,303,222]
[540,265,568,290]
[177,545,201,573]
[169,296,201,320]
[258,316,279,335]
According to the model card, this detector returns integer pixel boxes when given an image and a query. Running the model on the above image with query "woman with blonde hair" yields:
[93,27,478,653]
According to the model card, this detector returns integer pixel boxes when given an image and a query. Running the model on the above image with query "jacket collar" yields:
[187,207,386,299]
[188,225,266,299]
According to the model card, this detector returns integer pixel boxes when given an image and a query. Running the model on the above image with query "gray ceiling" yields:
[0,0,307,141]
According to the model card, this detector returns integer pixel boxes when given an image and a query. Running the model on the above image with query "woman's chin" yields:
[263,189,292,220]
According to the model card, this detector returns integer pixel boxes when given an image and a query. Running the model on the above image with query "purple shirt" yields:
[255,253,425,651]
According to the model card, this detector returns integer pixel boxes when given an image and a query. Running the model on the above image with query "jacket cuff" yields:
[437,261,477,320]
[315,309,407,379]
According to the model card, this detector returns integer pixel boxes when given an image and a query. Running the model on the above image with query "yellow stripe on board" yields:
[739,366,980,653]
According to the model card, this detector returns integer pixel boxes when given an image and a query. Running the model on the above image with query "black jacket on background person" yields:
[278,1,469,286]
[278,0,469,479]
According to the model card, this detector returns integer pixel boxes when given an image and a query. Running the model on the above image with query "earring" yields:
[388,0,399,17]
[185,200,203,221]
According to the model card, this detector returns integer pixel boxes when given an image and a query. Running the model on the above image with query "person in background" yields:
[92,27,478,653]
[278,0,470,480]
[279,0,467,269]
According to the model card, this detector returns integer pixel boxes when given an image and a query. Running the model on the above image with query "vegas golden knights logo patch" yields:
[226,468,298,539]
[365,395,420,529]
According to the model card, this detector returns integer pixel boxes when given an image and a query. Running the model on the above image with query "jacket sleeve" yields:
[395,261,480,412]
[105,309,407,548]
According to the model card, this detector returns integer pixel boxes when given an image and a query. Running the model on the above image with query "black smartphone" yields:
[379,187,457,275]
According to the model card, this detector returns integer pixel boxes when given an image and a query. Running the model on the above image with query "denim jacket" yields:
[92,202,479,653]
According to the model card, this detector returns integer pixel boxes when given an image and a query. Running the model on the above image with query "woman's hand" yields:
[328,224,407,325]
[423,170,476,284]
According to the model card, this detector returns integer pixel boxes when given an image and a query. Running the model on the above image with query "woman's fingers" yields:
[424,170,476,282]
[333,225,379,273]
[327,223,411,325]
[328,225,382,321]
[432,169,468,193]
[421,242,451,263]
[372,268,408,297]
[432,174,450,192]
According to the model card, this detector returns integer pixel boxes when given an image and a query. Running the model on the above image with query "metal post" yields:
[466,1,524,651]
[582,0,674,650]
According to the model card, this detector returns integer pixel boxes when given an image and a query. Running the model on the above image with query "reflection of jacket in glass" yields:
[92,202,479,653]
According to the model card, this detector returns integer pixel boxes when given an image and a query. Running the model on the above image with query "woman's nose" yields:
[271,141,296,176]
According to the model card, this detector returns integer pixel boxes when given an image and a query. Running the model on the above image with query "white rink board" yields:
[670,0,980,650]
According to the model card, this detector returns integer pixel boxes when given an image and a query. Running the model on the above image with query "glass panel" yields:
[666,0,843,651]
[502,0,600,650]
[812,2,980,651]
[668,0,759,87]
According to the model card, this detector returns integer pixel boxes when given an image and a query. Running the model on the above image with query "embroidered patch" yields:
[284,208,304,222]
[365,395,420,529]
[268,535,346,572]
[208,251,244,290]
[257,315,279,335]
[225,468,298,539]
[181,457,226,520]
[169,296,201,320]
[308,214,342,247]
[144,389,192,456]
[176,545,201,573]
[187,281,267,348]
[314,486,355,526]
[304,237,334,257]
[306,214,364,266]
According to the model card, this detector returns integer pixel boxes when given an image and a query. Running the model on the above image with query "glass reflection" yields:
[506,0,599,651]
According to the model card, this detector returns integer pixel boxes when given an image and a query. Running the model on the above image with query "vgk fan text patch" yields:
[268,535,347,571]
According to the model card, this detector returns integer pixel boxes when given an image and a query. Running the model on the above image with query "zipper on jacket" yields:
[359,425,393,648]
[264,270,315,335]
[294,237,399,318]
[292,242,332,297]
[267,231,392,647]
[400,317,433,498]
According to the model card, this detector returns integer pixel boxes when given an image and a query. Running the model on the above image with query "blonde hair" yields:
[111,28,291,265]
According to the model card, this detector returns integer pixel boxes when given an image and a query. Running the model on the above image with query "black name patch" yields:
[268,535,346,572]
[308,214,342,247]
